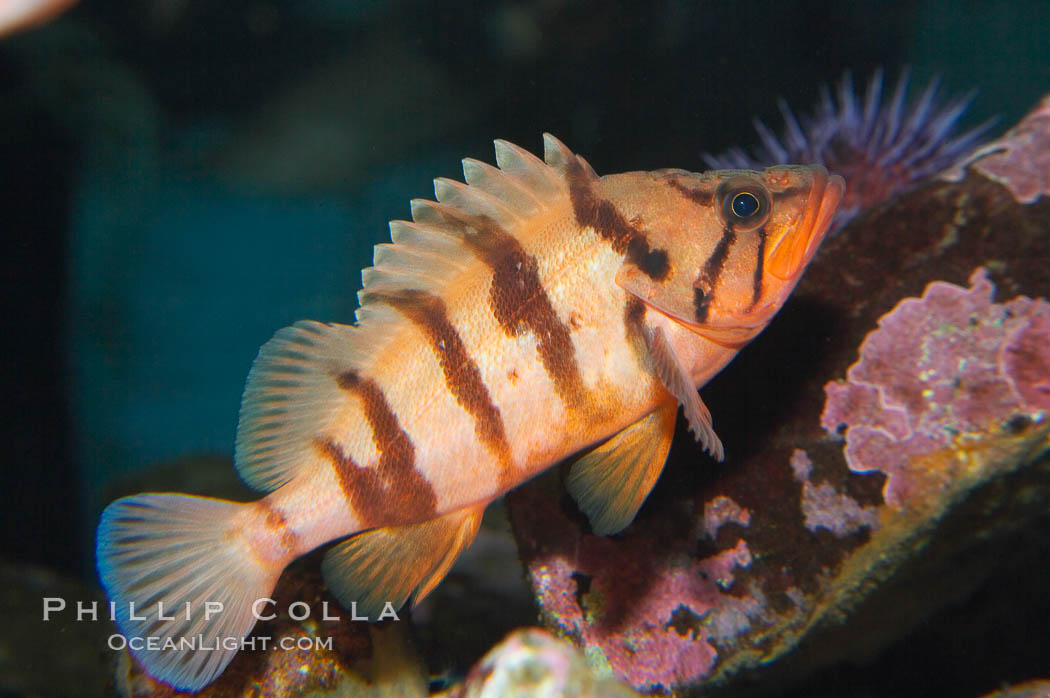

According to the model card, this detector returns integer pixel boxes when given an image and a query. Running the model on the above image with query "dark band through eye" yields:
[731,192,760,218]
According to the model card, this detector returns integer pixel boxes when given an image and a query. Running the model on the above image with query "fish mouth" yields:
[768,166,845,281]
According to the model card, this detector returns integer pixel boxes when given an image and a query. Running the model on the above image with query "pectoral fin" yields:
[321,505,484,618]
[566,402,677,536]
[645,324,725,461]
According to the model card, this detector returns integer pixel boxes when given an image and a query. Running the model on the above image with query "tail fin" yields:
[96,494,278,691]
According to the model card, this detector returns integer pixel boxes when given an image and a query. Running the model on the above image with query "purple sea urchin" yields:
[705,70,995,227]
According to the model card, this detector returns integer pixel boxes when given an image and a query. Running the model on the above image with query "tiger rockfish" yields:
[97,134,844,690]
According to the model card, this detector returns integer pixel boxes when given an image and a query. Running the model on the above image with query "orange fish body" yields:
[97,135,843,690]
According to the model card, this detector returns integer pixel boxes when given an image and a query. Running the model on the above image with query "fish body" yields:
[97,135,843,690]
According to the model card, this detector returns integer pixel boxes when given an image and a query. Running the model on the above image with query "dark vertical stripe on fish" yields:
[377,289,516,489]
[624,296,646,330]
[693,223,737,323]
[422,203,587,408]
[623,296,649,366]
[316,438,388,525]
[565,157,671,282]
[328,370,438,523]
[749,226,766,310]
[693,287,711,324]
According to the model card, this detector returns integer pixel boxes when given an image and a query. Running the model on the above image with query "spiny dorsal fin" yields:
[358,134,581,309]
[542,132,596,177]
[494,135,566,196]
[461,158,544,215]
[236,136,585,492]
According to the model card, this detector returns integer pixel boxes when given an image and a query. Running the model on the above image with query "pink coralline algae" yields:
[821,267,1050,508]
[701,495,751,540]
[697,538,752,590]
[790,449,879,537]
[945,92,1050,204]
[523,526,763,693]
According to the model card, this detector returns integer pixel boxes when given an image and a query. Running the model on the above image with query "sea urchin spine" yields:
[705,69,995,228]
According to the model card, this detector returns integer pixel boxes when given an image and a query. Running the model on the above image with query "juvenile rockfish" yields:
[97,135,844,690]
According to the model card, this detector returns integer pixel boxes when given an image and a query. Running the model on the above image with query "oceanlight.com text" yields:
[107,634,334,653]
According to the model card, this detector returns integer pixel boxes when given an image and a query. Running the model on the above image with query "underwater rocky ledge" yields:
[68,93,1049,697]
[506,93,1050,695]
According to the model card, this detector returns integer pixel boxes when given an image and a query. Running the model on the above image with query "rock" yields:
[944,92,1050,205]
[506,92,1050,694]
[0,559,111,697]
[451,627,639,698]
[820,267,1049,511]
[981,680,1050,698]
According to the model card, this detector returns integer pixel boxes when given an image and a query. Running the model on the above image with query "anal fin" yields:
[321,505,485,618]
[566,402,677,536]
[646,325,725,461]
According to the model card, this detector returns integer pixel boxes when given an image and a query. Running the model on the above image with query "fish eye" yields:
[731,192,760,217]
[717,180,770,231]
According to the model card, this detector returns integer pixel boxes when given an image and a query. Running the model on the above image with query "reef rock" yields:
[945,91,1050,205]
[821,267,1049,509]
[1,559,111,697]
[451,627,639,698]
[507,93,1050,694]
[981,680,1050,698]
